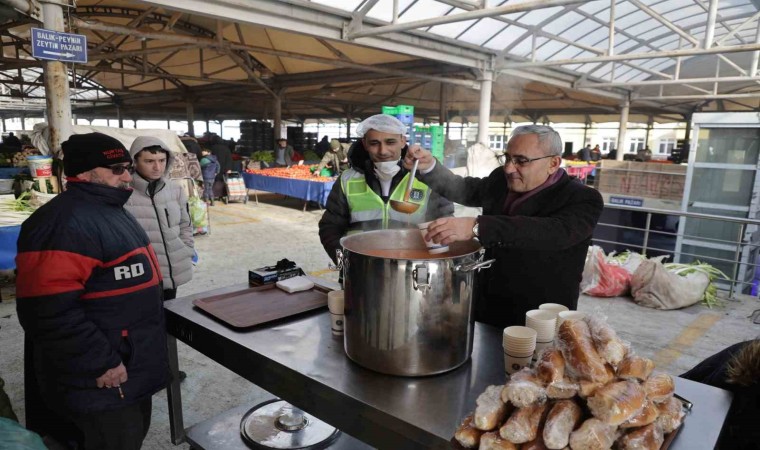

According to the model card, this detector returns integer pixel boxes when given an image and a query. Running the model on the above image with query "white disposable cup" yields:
[503,326,537,348]
[557,311,586,333]
[417,221,449,254]
[504,350,533,375]
[328,290,345,335]
[526,310,557,341]
[539,303,570,314]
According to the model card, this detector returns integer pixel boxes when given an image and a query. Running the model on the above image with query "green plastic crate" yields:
[396,105,415,115]
[381,106,398,115]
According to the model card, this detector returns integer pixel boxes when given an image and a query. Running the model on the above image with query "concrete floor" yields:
[1,191,759,449]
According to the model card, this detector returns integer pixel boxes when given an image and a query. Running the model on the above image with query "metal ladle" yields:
[389,158,420,214]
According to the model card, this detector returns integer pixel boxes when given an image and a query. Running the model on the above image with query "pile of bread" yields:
[455,317,685,450]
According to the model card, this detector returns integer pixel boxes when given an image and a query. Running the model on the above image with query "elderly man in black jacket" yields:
[405,125,603,328]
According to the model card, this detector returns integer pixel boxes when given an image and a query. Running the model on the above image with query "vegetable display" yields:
[245,165,333,182]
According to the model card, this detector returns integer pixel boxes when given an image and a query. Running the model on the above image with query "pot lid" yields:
[240,399,339,449]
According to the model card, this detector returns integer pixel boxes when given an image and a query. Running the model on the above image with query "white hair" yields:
[510,125,562,156]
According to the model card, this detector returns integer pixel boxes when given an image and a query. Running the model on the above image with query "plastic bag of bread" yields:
[543,399,582,449]
[577,363,615,399]
[655,396,685,433]
[568,418,617,450]
[502,368,546,408]
[454,414,483,448]
[643,373,675,403]
[474,385,510,431]
[546,379,579,399]
[584,316,628,366]
[617,355,655,381]
[616,423,664,450]
[522,433,550,450]
[499,402,549,444]
[587,380,646,425]
[479,431,519,450]
[620,400,659,429]
[536,348,565,384]
[557,319,612,384]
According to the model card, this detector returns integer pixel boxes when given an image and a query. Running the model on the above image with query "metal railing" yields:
[594,203,760,299]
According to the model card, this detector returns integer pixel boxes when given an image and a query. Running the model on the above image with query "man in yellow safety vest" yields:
[318,114,454,262]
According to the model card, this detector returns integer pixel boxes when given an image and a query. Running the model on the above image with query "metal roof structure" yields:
[2,0,760,125]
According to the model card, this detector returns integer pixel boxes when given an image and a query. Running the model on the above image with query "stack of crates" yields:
[239,121,274,152]
[382,105,415,141]
[412,125,445,162]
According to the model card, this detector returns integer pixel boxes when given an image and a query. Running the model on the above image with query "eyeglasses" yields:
[496,153,556,167]
[102,164,134,175]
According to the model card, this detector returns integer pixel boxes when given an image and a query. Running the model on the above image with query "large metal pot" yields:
[338,229,493,376]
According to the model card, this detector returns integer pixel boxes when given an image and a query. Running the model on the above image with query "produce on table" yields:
[0,192,34,226]
[11,147,41,167]
[303,150,319,161]
[250,150,274,162]
[454,316,685,450]
[245,165,333,182]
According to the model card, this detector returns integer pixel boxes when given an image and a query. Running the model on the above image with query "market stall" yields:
[163,284,733,450]
[242,166,334,210]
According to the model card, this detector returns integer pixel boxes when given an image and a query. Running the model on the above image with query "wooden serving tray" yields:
[192,283,328,328]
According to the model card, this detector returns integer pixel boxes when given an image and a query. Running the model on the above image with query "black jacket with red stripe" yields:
[16,181,168,414]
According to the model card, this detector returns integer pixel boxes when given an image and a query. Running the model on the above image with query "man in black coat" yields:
[405,125,603,328]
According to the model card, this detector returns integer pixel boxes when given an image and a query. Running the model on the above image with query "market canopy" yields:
[2,0,760,124]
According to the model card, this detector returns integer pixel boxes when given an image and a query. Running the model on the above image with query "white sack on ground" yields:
[630,260,709,310]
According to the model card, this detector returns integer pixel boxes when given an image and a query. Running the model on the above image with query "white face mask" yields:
[373,160,401,182]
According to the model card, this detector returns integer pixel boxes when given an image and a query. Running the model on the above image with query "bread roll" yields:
[617,423,664,450]
[499,403,549,444]
[543,399,583,449]
[502,368,547,408]
[620,401,659,429]
[455,414,484,448]
[656,396,685,433]
[577,380,605,399]
[568,418,617,450]
[643,373,675,403]
[557,319,612,384]
[584,316,628,366]
[617,355,655,381]
[479,431,519,450]
[536,348,566,384]
[587,380,646,425]
[474,385,509,431]
[546,379,579,399]
[523,433,550,450]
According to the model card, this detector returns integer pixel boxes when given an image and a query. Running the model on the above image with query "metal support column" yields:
[477,70,493,146]
[346,114,351,140]
[645,115,653,147]
[167,119,171,130]
[205,119,210,133]
[752,20,760,76]
[273,95,282,141]
[615,100,630,161]
[683,114,693,147]
[1,118,5,132]
[439,82,447,126]
[186,102,195,137]
[117,106,123,128]
[20,113,25,131]
[41,0,72,156]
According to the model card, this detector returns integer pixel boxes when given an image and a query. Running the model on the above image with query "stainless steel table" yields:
[165,284,733,449]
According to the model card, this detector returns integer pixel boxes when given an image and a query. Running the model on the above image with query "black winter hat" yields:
[62,132,132,176]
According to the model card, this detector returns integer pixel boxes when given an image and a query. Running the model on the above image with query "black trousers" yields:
[163,288,177,301]
[72,398,152,450]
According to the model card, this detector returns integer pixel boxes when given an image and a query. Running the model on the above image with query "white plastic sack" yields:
[581,246,631,297]
[630,260,709,310]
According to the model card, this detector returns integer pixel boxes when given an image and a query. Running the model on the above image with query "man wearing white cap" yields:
[125,136,194,302]
[318,114,454,262]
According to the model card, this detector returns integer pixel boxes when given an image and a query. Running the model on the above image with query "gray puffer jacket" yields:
[125,149,194,290]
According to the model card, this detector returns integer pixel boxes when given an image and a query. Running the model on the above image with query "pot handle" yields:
[455,258,496,273]
[329,249,344,272]
[413,264,431,291]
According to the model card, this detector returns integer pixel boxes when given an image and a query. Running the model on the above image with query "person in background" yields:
[200,148,220,205]
[274,138,294,168]
[315,135,331,157]
[319,114,454,262]
[2,132,22,151]
[125,136,194,301]
[180,135,203,160]
[16,132,167,450]
[404,125,603,328]
[606,147,618,159]
[577,144,591,162]
[590,145,602,161]
[314,138,348,177]
[209,135,232,175]
[636,146,653,162]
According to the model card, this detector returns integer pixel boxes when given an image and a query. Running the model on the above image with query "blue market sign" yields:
[610,196,644,207]
[31,28,87,63]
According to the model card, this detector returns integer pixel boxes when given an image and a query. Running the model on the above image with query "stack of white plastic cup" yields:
[502,326,537,376]
[526,309,558,359]
[557,310,586,333]
[327,290,345,336]
[539,303,570,334]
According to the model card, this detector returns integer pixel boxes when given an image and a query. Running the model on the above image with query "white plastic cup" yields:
[539,303,570,314]
[417,221,449,254]
[504,350,533,375]
[557,310,586,332]
[526,309,557,341]
[327,290,345,335]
